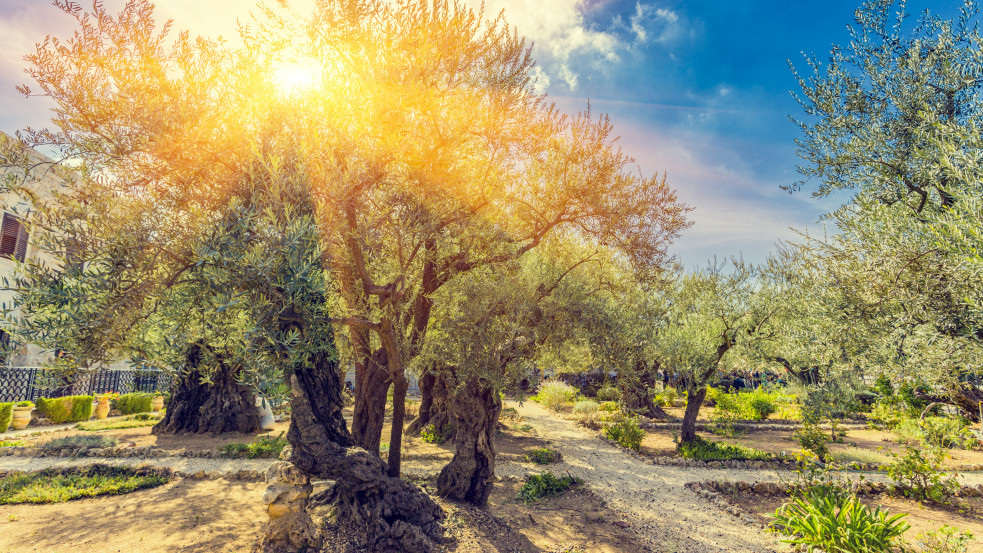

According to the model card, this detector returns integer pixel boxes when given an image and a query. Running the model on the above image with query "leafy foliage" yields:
[219,433,288,459]
[526,447,562,465]
[770,491,909,553]
[913,525,976,553]
[885,445,960,504]
[111,392,153,415]
[420,423,455,445]
[595,385,621,402]
[35,396,93,424]
[532,381,580,412]
[793,421,830,462]
[603,417,645,451]
[77,413,161,431]
[0,402,11,433]
[517,471,580,504]
[677,435,771,462]
[0,465,169,504]
[42,435,118,451]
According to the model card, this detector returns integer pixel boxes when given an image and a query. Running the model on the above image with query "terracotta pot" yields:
[11,406,32,430]
[151,395,164,412]
[95,399,110,420]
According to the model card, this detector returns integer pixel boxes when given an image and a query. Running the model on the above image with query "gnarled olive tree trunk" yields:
[620,361,673,420]
[679,385,707,444]
[407,369,453,437]
[352,348,391,456]
[153,344,259,435]
[288,349,444,553]
[436,377,501,506]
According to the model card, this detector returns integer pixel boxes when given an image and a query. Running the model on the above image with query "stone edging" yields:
[0,445,278,460]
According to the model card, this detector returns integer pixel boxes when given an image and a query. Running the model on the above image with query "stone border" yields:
[0,445,279,459]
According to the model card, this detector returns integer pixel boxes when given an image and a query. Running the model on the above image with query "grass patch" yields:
[0,464,170,504]
[219,432,287,458]
[678,436,772,461]
[526,447,562,464]
[42,435,118,451]
[517,471,580,503]
[0,440,26,447]
[829,447,892,466]
[77,413,161,431]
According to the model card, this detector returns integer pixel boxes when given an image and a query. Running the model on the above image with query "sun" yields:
[271,58,323,95]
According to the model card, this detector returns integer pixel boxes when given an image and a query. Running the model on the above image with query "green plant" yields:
[784,453,852,500]
[112,392,153,415]
[677,436,771,461]
[603,417,644,451]
[0,464,169,504]
[885,445,959,504]
[770,490,909,553]
[517,471,580,503]
[219,433,288,458]
[912,525,976,553]
[420,422,455,444]
[514,423,534,432]
[0,440,26,447]
[14,401,33,408]
[531,381,580,412]
[829,447,892,466]
[526,447,562,464]
[595,385,621,402]
[599,401,619,412]
[77,413,162,431]
[42,435,118,451]
[572,399,599,414]
[920,417,971,449]
[793,420,830,462]
[35,396,93,423]
[869,402,909,430]
[653,388,677,407]
[0,402,12,433]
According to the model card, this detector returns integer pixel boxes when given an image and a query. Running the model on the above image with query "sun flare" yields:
[271,58,322,94]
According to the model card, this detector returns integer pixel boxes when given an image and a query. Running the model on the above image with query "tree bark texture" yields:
[620,362,673,420]
[916,385,983,423]
[679,386,707,444]
[153,345,259,436]
[352,347,391,456]
[407,370,453,439]
[287,351,444,553]
[407,371,436,436]
[436,378,502,506]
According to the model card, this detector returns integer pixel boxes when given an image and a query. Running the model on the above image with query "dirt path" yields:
[500,400,789,553]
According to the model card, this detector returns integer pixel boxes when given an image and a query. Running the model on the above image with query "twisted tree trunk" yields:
[407,370,453,438]
[352,347,391,456]
[620,362,673,420]
[287,350,444,553]
[679,386,707,444]
[153,344,259,436]
[436,377,501,505]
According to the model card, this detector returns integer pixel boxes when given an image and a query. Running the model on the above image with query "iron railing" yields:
[0,366,173,403]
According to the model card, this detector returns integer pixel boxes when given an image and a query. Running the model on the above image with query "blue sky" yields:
[0,0,966,267]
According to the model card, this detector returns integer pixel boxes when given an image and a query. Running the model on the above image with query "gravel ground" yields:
[499,401,791,553]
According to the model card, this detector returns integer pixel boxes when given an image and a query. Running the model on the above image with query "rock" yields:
[262,461,320,553]
[752,482,770,494]
[752,461,765,469]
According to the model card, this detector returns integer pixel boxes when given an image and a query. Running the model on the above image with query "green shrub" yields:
[526,447,562,464]
[42,435,118,451]
[36,396,94,423]
[532,381,579,412]
[0,402,12,433]
[112,392,153,415]
[599,401,619,412]
[603,417,644,451]
[770,490,909,553]
[220,433,288,458]
[793,421,830,462]
[708,387,789,422]
[420,422,455,444]
[77,413,162,431]
[921,417,971,449]
[869,402,909,429]
[0,464,169,504]
[517,471,580,503]
[653,388,677,407]
[678,436,771,461]
[914,525,976,553]
[886,445,959,504]
[595,385,621,402]
[572,400,599,414]
[0,440,26,447]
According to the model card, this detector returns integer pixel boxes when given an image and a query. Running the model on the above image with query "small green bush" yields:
[770,490,909,553]
[603,417,644,451]
[532,381,580,412]
[112,392,153,415]
[886,445,959,504]
[77,413,161,431]
[572,400,599,414]
[42,435,118,451]
[0,464,169,504]
[708,387,789,422]
[653,388,677,407]
[914,525,976,553]
[220,433,288,458]
[599,401,619,412]
[678,436,771,461]
[36,396,93,423]
[0,402,12,433]
[793,421,830,462]
[0,440,26,447]
[595,385,621,402]
[517,471,580,503]
[526,447,562,464]
[420,422,455,444]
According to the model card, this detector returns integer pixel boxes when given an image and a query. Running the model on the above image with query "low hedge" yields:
[36,396,94,423]
[112,393,153,415]
[0,402,12,432]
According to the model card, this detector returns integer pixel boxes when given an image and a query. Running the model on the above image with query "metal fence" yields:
[0,366,173,402]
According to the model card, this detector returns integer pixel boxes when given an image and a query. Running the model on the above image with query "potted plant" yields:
[11,401,34,430]
[94,394,112,420]
[151,394,164,412]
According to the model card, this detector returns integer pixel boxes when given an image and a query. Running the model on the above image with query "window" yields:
[0,213,28,262]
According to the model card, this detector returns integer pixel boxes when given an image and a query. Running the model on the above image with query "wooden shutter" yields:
[15,223,28,262]
[0,214,20,259]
